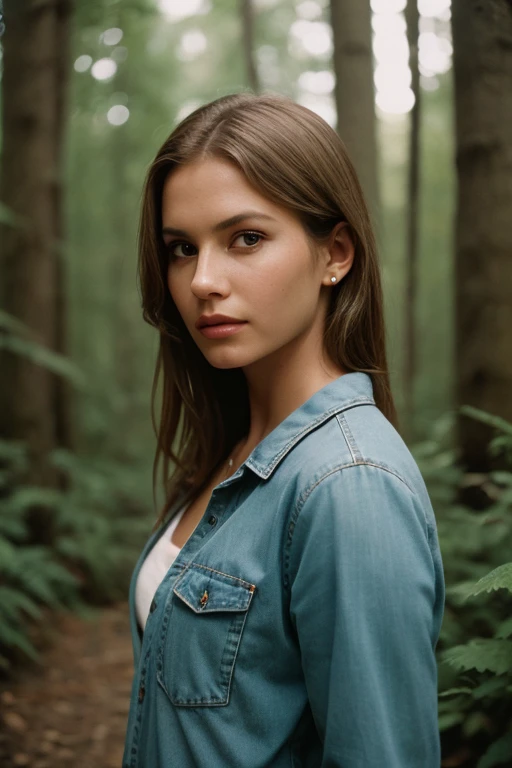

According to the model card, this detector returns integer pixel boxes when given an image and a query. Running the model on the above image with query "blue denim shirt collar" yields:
[244,372,375,480]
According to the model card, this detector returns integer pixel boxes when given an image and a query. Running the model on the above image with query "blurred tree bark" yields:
[403,0,421,443]
[241,0,259,93]
[452,0,512,474]
[0,0,73,541]
[330,0,380,227]
[108,1,152,460]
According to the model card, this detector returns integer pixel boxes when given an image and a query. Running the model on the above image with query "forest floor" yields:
[0,603,132,768]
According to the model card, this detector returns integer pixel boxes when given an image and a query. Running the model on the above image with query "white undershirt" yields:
[135,503,188,632]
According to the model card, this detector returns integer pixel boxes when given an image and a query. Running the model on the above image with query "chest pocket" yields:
[156,563,256,707]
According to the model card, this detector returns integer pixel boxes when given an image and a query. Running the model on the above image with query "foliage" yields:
[414,412,512,767]
[0,441,79,669]
[0,310,87,388]
[0,436,153,672]
[49,447,152,602]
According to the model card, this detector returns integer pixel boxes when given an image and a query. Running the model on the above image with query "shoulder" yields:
[280,405,440,574]
[284,401,430,510]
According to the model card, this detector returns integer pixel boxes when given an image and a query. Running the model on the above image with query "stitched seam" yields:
[265,398,374,471]
[246,399,375,475]
[303,461,416,505]
[163,593,255,708]
[188,562,256,590]
[283,461,417,592]
[335,412,361,463]
[223,605,252,705]
[172,587,251,614]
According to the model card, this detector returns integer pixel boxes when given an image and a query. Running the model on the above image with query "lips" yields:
[195,314,245,329]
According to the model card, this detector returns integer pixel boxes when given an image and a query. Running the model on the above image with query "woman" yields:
[123,93,445,768]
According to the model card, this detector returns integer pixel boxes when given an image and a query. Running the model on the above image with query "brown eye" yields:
[168,242,197,258]
[233,231,263,248]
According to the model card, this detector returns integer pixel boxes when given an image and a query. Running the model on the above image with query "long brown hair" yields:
[138,92,398,530]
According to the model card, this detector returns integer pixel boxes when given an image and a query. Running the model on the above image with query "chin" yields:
[200,347,263,370]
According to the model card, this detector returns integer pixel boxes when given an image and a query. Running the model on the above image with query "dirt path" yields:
[0,603,134,768]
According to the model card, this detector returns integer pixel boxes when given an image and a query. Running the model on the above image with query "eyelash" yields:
[166,230,264,259]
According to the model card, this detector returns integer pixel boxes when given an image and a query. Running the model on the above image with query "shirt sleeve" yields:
[286,463,444,768]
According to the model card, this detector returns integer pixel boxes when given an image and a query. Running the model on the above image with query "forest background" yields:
[1,0,512,766]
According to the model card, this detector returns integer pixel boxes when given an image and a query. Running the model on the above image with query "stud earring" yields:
[330,276,337,283]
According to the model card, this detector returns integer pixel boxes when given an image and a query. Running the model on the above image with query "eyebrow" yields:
[161,212,276,238]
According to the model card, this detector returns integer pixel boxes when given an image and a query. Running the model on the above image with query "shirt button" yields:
[208,515,217,527]
[138,685,145,703]
[149,599,157,613]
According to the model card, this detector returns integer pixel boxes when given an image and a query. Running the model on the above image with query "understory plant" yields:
[414,409,512,767]
[0,438,152,671]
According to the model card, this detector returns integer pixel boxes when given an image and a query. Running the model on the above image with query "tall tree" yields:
[330,0,379,226]
[403,0,421,441]
[452,0,512,473]
[0,0,73,538]
[241,0,260,93]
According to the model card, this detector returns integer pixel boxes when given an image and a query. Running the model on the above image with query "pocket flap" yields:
[173,563,256,614]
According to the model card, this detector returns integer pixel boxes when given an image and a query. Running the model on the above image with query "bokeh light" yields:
[372,0,452,115]
[175,100,202,123]
[295,1,323,20]
[418,0,451,18]
[289,20,332,59]
[158,0,211,22]
[298,70,335,95]
[177,29,208,61]
[74,55,92,73]
[371,0,406,14]
[297,94,337,128]
[91,58,117,81]
[107,105,130,126]
[101,28,123,46]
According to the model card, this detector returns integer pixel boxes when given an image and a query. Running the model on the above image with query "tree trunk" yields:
[330,0,380,227]
[452,0,512,473]
[54,0,75,458]
[0,0,73,539]
[241,0,259,93]
[403,0,421,443]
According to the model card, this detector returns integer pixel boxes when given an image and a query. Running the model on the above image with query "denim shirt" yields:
[123,372,445,768]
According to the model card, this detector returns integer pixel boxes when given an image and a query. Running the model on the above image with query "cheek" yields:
[167,268,186,311]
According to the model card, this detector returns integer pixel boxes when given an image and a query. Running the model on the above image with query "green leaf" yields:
[4,486,62,516]
[0,621,40,662]
[489,471,512,487]
[439,687,473,697]
[0,537,17,570]
[471,677,509,700]
[464,711,490,738]
[467,563,512,598]
[460,405,512,437]
[495,617,512,640]
[0,334,87,388]
[438,711,465,731]
[442,639,512,675]
[0,586,41,621]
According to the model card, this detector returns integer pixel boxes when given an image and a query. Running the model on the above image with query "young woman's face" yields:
[162,157,336,371]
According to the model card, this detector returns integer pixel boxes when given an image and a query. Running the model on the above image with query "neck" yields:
[238,332,345,456]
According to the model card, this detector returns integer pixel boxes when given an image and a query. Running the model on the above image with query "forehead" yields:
[161,157,289,226]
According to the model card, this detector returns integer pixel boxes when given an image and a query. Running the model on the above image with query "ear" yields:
[321,222,355,287]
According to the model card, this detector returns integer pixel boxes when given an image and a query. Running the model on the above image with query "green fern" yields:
[442,639,512,676]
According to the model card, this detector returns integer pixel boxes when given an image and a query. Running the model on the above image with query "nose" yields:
[190,248,231,300]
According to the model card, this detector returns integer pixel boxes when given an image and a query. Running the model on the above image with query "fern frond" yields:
[442,639,512,675]
[466,563,512,598]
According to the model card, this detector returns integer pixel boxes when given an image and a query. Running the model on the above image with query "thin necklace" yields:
[223,454,235,479]
[222,441,244,479]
